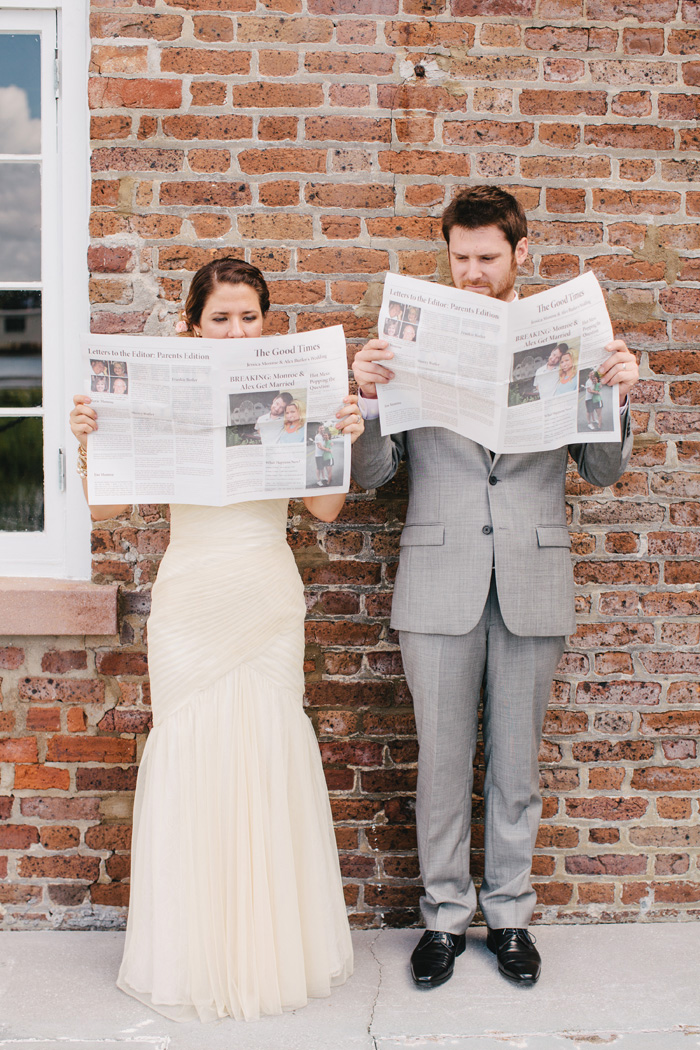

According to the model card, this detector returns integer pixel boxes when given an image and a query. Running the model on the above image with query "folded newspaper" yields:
[375,271,621,454]
[82,326,350,505]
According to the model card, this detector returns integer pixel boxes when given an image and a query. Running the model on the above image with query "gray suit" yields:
[352,419,632,931]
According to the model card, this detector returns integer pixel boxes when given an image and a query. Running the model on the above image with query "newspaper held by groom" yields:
[375,270,620,454]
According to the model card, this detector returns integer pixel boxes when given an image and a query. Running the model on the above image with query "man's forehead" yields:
[448,224,512,251]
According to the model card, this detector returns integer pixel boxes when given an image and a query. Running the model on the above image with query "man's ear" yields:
[515,237,528,266]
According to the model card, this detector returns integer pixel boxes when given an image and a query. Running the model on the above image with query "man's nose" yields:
[464,259,482,282]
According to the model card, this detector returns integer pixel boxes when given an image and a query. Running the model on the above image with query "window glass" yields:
[0,163,41,281]
[0,289,42,408]
[0,415,44,532]
[0,33,41,154]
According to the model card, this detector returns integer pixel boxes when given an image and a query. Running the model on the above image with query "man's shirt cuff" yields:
[358,393,380,420]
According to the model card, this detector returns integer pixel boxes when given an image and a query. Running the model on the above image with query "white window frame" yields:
[0,0,90,579]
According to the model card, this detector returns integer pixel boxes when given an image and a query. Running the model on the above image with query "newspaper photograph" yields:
[375,271,620,454]
[82,326,350,505]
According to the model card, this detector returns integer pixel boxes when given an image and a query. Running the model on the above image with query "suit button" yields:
[489,475,498,485]
[482,525,493,535]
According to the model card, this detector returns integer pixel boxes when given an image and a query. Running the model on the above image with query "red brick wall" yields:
[1,0,699,928]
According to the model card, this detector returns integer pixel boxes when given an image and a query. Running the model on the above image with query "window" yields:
[0,1,90,578]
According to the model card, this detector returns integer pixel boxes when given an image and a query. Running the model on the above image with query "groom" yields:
[351,186,638,988]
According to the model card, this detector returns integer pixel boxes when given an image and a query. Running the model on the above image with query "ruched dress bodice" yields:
[117,500,353,1022]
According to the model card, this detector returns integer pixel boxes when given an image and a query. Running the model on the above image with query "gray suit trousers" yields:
[400,577,565,934]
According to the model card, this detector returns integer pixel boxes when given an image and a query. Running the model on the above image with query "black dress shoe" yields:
[410,930,466,988]
[486,927,541,984]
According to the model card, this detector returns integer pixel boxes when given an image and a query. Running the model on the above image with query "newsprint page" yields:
[82,326,350,505]
[376,271,621,454]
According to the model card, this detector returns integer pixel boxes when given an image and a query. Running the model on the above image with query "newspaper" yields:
[82,326,350,505]
[375,271,621,454]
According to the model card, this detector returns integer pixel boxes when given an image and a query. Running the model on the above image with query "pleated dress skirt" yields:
[117,500,353,1022]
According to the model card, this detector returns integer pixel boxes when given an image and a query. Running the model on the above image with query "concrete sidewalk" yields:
[0,925,698,1049]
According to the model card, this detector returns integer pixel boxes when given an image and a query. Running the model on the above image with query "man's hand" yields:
[597,339,639,402]
[351,338,395,399]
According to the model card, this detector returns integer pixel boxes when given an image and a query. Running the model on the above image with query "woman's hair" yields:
[285,400,305,429]
[179,258,270,336]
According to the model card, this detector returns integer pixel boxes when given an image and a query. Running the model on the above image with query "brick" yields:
[578,884,615,904]
[90,13,184,39]
[190,82,226,106]
[159,182,251,207]
[305,183,394,209]
[574,561,659,585]
[162,115,252,141]
[593,190,679,215]
[238,214,312,241]
[0,825,40,849]
[528,221,602,246]
[87,246,133,274]
[589,60,677,86]
[40,825,81,850]
[45,736,136,764]
[586,0,677,21]
[18,855,100,880]
[386,21,471,46]
[306,117,391,143]
[520,91,606,116]
[95,651,148,677]
[451,0,534,11]
[584,125,673,151]
[14,765,71,790]
[260,181,300,207]
[544,59,585,82]
[572,741,653,762]
[236,16,333,43]
[534,882,573,905]
[238,149,326,174]
[656,797,692,820]
[565,797,648,821]
[622,28,664,54]
[589,829,620,845]
[669,28,700,54]
[26,708,61,732]
[378,150,470,176]
[75,766,138,792]
[161,48,249,75]
[88,78,182,110]
[444,120,534,147]
[91,115,132,139]
[575,681,661,706]
[521,156,610,179]
[0,737,38,763]
[567,854,647,876]
[631,767,700,792]
[192,14,233,40]
[378,85,466,114]
[321,217,362,239]
[306,52,395,75]
[336,20,376,43]
[0,646,24,670]
[641,712,700,737]
[366,217,440,240]
[90,45,149,74]
[297,248,389,275]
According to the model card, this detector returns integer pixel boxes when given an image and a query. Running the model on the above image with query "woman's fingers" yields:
[70,393,98,448]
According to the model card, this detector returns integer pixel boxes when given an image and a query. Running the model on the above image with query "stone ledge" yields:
[0,578,119,636]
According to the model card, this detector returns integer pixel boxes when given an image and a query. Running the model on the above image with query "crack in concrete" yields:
[367,928,384,1050]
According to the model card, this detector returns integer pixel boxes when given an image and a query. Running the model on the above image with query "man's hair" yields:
[271,391,294,406]
[441,186,528,252]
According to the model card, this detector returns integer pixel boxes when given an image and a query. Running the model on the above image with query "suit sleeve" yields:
[350,417,407,491]
[567,405,633,488]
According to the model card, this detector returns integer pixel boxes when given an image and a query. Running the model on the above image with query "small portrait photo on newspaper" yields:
[110,376,128,396]
[508,338,580,407]
[90,359,109,377]
[227,388,307,448]
[110,360,128,379]
[91,373,109,393]
[306,419,345,489]
[578,367,614,435]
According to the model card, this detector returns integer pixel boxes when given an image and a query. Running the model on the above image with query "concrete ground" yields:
[0,925,698,1049]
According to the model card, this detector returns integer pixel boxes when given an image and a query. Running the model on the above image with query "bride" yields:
[70,258,360,1022]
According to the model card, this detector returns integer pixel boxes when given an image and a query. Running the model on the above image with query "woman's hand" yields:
[335,394,364,445]
[597,339,639,403]
[70,395,98,450]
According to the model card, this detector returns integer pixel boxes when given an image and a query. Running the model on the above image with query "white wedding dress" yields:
[117,500,353,1022]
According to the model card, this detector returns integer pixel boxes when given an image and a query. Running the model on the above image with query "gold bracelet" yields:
[77,444,88,478]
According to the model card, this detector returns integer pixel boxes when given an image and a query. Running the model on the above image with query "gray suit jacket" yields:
[351,418,633,638]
